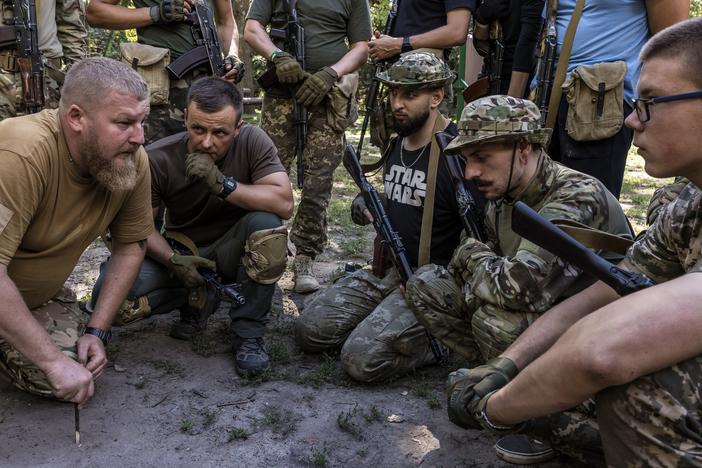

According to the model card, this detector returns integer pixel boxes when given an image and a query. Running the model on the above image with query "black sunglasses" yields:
[632,91,702,123]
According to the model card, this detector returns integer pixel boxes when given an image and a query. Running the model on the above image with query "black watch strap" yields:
[218,176,237,199]
[83,326,112,346]
[401,36,413,53]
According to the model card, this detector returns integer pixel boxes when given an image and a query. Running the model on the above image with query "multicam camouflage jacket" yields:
[449,153,614,313]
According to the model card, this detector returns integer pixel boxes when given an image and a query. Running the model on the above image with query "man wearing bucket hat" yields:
[405,94,631,464]
[294,52,484,383]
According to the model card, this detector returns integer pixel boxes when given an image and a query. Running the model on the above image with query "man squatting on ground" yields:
[444,17,702,467]
[91,77,293,376]
[0,57,153,406]
[295,52,483,383]
[244,0,372,294]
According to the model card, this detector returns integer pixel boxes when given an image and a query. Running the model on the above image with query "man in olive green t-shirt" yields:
[0,58,153,407]
[86,0,242,143]
[244,0,371,294]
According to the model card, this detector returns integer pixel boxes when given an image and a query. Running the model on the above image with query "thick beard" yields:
[393,109,430,137]
[82,130,138,192]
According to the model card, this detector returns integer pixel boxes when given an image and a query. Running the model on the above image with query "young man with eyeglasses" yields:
[445,17,702,467]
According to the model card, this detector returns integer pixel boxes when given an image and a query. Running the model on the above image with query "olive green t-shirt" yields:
[246,0,372,72]
[148,125,285,245]
[133,0,216,59]
[0,110,154,309]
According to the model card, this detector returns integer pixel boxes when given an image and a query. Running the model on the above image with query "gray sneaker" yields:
[494,434,556,465]
[233,337,270,376]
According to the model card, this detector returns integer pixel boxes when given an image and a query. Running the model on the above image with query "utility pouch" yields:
[326,71,359,133]
[120,42,170,106]
[370,86,392,150]
[563,61,627,141]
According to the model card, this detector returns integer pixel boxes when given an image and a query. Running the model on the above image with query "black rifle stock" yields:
[166,0,226,79]
[434,131,485,241]
[1,0,44,113]
[356,0,398,156]
[534,12,556,126]
[342,143,447,363]
[487,22,504,95]
[511,201,655,296]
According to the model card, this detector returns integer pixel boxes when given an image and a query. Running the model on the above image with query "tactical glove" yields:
[351,193,372,226]
[224,54,245,83]
[446,357,518,430]
[168,253,216,288]
[272,51,306,84]
[474,0,511,25]
[295,66,338,107]
[149,0,185,24]
[186,152,224,195]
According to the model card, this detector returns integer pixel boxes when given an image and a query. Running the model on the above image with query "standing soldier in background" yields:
[86,0,243,143]
[0,0,88,120]
[244,0,371,293]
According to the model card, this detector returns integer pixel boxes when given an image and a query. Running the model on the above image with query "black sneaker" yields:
[494,434,556,465]
[233,337,270,376]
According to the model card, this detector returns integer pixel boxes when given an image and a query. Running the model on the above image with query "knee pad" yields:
[243,226,288,284]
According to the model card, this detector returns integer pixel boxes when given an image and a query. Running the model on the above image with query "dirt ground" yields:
[0,238,567,468]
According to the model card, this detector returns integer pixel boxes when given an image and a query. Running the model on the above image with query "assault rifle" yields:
[463,22,503,103]
[434,131,485,241]
[166,0,229,79]
[511,201,655,296]
[533,8,557,126]
[342,143,447,364]
[257,0,306,188]
[0,0,44,113]
[356,0,399,157]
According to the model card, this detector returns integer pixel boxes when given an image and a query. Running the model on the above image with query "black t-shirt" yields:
[391,0,476,37]
[383,123,480,267]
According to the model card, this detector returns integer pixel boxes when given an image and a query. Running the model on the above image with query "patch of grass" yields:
[426,394,442,410]
[146,358,185,377]
[239,368,273,386]
[342,237,368,257]
[227,427,249,441]
[297,353,345,388]
[127,375,145,390]
[202,409,217,427]
[362,405,383,422]
[268,340,295,364]
[180,418,194,433]
[327,198,354,228]
[307,446,328,467]
[257,405,297,437]
[191,333,219,357]
[336,408,362,440]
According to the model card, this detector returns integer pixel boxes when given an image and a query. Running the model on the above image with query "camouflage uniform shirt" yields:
[450,152,612,313]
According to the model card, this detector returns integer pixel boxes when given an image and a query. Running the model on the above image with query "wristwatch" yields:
[218,176,238,199]
[401,36,413,53]
[83,326,112,346]
[270,48,284,60]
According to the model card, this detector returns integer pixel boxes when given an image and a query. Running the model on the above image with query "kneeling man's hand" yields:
[44,355,95,408]
[169,253,216,287]
[186,152,224,195]
[77,333,108,380]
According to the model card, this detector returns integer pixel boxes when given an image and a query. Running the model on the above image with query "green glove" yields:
[272,51,306,84]
[224,54,245,84]
[446,357,518,430]
[149,0,185,24]
[186,152,224,195]
[351,193,371,226]
[295,66,338,107]
[168,253,216,288]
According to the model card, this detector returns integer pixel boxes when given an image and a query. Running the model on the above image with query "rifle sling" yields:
[418,113,449,267]
[551,219,633,255]
[545,0,584,130]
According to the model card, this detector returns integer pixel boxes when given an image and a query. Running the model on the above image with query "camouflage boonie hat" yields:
[376,52,454,89]
[445,95,552,152]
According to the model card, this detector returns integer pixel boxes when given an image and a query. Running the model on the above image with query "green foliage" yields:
[227,427,250,441]
[692,0,702,17]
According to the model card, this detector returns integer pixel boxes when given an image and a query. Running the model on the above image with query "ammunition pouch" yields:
[120,42,170,106]
[563,61,627,142]
[243,226,288,284]
[326,71,359,133]
[0,50,17,72]
[370,85,393,150]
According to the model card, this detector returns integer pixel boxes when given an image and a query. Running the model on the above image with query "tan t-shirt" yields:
[0,109,154,308]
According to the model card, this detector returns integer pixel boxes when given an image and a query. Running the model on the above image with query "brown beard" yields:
[82,128,138,192]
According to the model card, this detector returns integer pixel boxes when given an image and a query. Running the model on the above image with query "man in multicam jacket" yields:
[444,17,702,467]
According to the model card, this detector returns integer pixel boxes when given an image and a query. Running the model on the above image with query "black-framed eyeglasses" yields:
[632,91,702,123]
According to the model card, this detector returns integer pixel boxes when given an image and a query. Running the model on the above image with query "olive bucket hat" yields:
[445,95,552,152]
[376,51,455,89]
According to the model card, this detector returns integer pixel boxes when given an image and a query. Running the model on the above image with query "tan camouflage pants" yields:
[405,264,540,361]
[261,95,344,258]
[0,297,83,398]
[0,57,63,121]
[294,268,437,383]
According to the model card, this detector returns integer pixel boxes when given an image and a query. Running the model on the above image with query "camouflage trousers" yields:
[261,95,344,258]
[405,264,540,361]
[0,57,63,121]
[294,268,438,383]
[0,294,83,398]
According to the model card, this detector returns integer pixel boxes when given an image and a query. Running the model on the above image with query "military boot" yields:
[169,288,220,340]
[233,336,270,376]
[293,254,320,293]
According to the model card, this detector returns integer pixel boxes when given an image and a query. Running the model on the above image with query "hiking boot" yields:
[494,435,556,465]
[169,307,203,340]
[233,337,270,376]
[293,254,320,293]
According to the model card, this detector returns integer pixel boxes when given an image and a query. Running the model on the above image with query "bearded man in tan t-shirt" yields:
[0,57,154,407]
